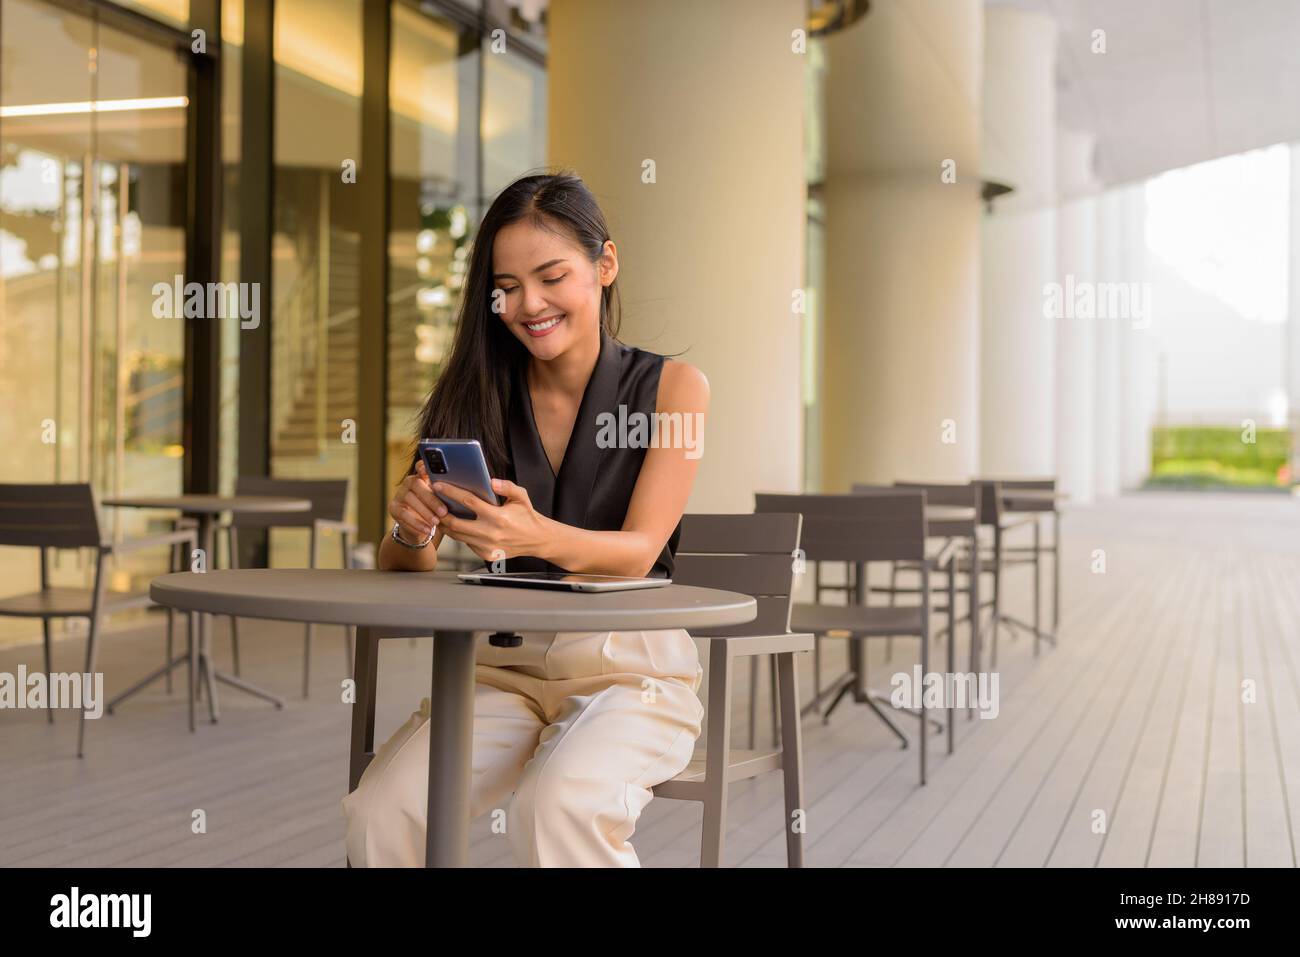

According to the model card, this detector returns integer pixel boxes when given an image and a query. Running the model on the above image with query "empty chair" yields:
[0,483,198,756]
[221,477,355,697]
[869,481,981,749]
[979,477,1060,658]
[651,512,812,867]
[756,491,952,785]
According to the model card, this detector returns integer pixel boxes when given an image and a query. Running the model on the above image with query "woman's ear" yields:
[597,239,619,287]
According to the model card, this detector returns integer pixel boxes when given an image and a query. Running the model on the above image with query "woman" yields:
[342,171,710,867]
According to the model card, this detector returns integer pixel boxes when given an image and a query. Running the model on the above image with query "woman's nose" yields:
[524,287,551,317]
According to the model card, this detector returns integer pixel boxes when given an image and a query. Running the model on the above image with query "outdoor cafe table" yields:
[104,494,312,715]
[149,568,758,867]
[104,493,313,559]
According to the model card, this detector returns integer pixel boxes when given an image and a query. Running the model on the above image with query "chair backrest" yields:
[755,491,926,563]
[971,480,1003,527]
[977,476,1055,516]
[984,477,1056,492]
[232,477,349,528]
[892,480,980,531]
[0,483,101,549]
[674,513,802,637]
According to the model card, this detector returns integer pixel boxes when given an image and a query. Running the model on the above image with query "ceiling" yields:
[991,0,1300,187]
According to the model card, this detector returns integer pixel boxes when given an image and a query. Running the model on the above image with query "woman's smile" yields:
[522,313,565,337]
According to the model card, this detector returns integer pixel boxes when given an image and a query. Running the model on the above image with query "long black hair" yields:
[410,170,622,478]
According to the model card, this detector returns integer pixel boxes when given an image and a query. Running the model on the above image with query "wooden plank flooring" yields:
[2,491,1297,868]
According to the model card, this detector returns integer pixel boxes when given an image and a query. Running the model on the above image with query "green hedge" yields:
[1148,426,1289,488]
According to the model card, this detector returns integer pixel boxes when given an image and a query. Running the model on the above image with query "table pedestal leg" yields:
[426,629,476,868]
[196,513,285,714]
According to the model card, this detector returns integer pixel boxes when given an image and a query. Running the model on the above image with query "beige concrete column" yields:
[1119,182,1156,489]
[1093,187,1124,498]
[820,0,983,489]
[546,0,806,512]
[1055,128,1099,504]
[980,6,1058,477]
[1288,144,1300,484]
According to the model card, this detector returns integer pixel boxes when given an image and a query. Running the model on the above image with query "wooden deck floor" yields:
[3,491,1298,867]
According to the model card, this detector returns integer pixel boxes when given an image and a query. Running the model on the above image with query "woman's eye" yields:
[542,274,566,285]
[497,286,518,295]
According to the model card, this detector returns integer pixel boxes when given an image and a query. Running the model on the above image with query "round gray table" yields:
[149,568,757,867]
[105,494,311,716]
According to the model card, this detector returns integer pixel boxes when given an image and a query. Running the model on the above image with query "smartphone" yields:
[417,439,500,520]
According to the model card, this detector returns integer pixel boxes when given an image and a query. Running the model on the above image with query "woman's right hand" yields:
[389,459,445,543]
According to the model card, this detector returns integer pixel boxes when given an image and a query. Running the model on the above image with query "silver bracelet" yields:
[391,520,435,549]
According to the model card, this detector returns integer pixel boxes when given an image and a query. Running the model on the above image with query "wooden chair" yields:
[0,483,198,755]
[221,477,355,697]
[756,491,950,785]
[651,512,812,867]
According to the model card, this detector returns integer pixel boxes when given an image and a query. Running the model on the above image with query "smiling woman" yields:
[342,171,712,868]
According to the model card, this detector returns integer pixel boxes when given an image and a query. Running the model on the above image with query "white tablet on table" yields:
[457,571,671,593]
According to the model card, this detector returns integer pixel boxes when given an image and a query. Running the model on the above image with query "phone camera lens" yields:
[429,450,448,474]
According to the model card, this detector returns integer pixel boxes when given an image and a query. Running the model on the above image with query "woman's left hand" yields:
[432,478,547,565]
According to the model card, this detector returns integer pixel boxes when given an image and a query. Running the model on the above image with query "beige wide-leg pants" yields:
[342,628,704,867]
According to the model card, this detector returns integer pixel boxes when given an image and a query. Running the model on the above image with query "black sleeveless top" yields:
[504,329,679,578]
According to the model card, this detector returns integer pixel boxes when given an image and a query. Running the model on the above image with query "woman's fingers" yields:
[437,511,479,541]
[390,502,435,539]
[432,482,485,518]
[490,478,530,507]
[399,483,439,525]
[407,474,445,517]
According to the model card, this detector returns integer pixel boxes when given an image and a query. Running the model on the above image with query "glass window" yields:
[386,5,468,494]
[0,0,187,640]
[270,0,362,562]
[219,0,243,496]
[111,0,191,31]
[482,41,546,199]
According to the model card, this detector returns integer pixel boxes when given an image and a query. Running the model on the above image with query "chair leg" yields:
[227,526,242,677]
[1053,510,1061,632]
[165,611,175,695]
[919,566,930,787]
[166,539,178,693]
[1032,519,1042,657]
[947,561,957,756]
[885,561,896,662]
[186,612,196,733]
[77,614,102,759]
[345,626,356,681]
[303,624,314,698]
[304,524,318,698]
[229,616,242,677]
[812,564,823,704]
[968,532,980,721]
[348,627,381,793]
[812,633,822,707]
[769,654,780,749]
[991,526,1003,669]
[343,533,355,680]
[747,655,759,751]
[41,619,54,725]
[700,640,732,868]
[776,651,805,868]
[919,630,928,786]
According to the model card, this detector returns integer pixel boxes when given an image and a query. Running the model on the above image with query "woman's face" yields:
[491,219,617,362]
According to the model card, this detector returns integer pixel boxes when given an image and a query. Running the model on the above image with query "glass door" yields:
[0,0,189,637]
